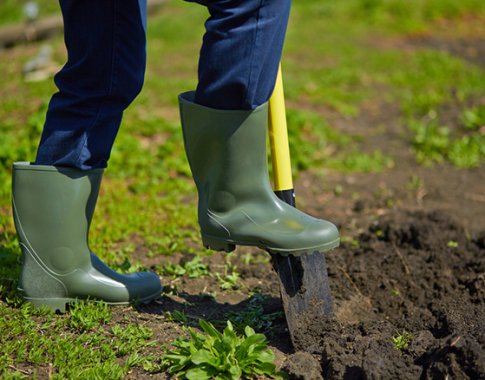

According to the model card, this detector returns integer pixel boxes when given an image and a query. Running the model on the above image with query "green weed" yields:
[341,236,361,249]
[215,264,241,291]
[392,330,412,350]
[240,251,270,266]
[447,240,459,248]
[161,319,283,379]
[409,118,450,164]
[164,310,199,327]
[461,105,485,131]
[406,175,424,191]
[327,150,394,172]
[67,301,112,332]
[162,256,210,279]
[226,294,284,335]
[448,135,485,168]
[409,118,485,167]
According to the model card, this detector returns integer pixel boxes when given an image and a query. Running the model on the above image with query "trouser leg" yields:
[35,0,147,170]
[193,0,292,110]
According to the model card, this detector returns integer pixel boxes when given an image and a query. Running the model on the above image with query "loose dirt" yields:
[133,203,484,379]
[289,210,484,379]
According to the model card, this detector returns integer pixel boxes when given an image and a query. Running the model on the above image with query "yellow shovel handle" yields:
[268,64,293,192]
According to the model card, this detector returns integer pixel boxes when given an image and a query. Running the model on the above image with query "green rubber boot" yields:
[12,162,162,312]
[178,91,339,256]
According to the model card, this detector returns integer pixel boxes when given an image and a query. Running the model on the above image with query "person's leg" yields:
[194,0,291,110]
[35,0,147,170]
[14,0,162,312]
[179,0,340,256]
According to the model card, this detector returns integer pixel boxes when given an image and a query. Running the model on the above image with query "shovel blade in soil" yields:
[272,251,333,345]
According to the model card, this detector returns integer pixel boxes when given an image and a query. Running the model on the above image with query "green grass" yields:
[0,301,159,379]
[0,0,59,26]
[284,1,485,168]
[409,109,485,167]
[0,0,484,377]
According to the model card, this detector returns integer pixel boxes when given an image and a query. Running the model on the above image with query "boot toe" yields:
[304,219,340,250]
[90,253,162,303]
[263,216,340,255]
[125,271,163,303]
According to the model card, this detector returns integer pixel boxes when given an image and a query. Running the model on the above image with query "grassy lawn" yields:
[0,0,484,378]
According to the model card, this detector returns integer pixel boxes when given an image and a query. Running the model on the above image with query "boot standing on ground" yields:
[12,0,339,312]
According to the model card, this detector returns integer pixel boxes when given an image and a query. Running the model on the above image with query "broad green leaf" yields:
[162,320,279,379]
[236,333,266,358]
[199,319,222,339]
[191,349,217,367]
[255,349,276,363]
[253,361,277,375]
[229,363,242,379]
[186,366,212,380]
[244,325,256,337]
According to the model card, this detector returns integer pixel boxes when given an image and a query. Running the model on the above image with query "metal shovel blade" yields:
[272,251,333,347]
[268,66,335,348]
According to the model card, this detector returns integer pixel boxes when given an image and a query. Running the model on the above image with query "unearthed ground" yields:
[0,1,484,379]
[131,169,485,379]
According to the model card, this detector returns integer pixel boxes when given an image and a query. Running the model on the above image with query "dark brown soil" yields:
[132,204,484,379]
[273,28,485,375]
[290,210,485,379]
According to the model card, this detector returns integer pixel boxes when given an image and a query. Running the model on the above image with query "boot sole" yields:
[201,234,340,256]
[21,287,163,313]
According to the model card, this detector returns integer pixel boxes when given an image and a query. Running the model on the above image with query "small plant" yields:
[184,256,210,278]
[373,228,384,238]
[341,236,360,249]
[240,252,270,266]
[409,118,450,165]
[226,294,284,335]
[162,256,210,279]
[408,115,485,168]
[165,310,198,327]
[165,310,188,323]
[161,319,283,379]
[392,330,412,350]
[334,185,344,196]
[448,135,484,168]
[215,264,241,290]
[461,105,485,130]
[406,175,423,191]
[447,240,459,248]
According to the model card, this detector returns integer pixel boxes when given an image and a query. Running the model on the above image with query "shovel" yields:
[268,64,335,347]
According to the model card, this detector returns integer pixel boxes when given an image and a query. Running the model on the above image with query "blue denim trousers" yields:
[35,0,291,170]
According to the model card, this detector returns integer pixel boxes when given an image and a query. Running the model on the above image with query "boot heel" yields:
[202,235,236,253]
[24,297,71,313]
